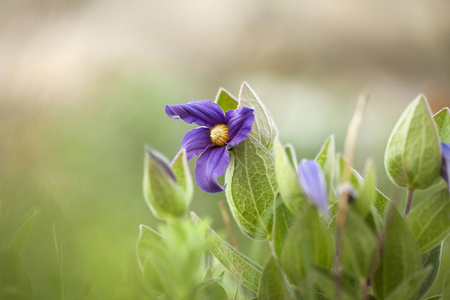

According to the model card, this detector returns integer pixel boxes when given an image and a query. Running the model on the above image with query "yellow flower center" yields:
[210,124,230,146]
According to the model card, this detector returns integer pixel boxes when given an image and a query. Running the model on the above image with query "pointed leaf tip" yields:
[215,87,238,112]
[434,107,450,143]
[238,82,278,150]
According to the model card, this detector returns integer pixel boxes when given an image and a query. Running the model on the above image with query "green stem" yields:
[404,188,414,216]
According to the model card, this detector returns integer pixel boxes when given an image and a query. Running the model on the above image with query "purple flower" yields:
[165,100,255,193]
[441,143,450,189]
[297,159,328,215]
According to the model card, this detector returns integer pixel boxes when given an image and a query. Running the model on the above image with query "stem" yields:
[404,188,414,216]
[362,277,371,300]
[218,200,238,250]
[334,94,368,300]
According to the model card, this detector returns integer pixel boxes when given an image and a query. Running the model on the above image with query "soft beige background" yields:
[1,1,449,298]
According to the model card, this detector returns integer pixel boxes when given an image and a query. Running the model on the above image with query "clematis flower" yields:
[440,143,450,189]
[165,100,255,193]
[297,159,328,215]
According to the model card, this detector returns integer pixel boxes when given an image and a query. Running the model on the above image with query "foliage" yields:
[3,81,449,299]
[138,83,450,299]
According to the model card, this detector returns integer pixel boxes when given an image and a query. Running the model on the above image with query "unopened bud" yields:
[143,147,192,220]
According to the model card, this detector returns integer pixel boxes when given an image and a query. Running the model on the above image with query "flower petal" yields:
[195,146,230,193]
[165,100,227,127]
[297,159,328,215]
[181,127,213,161]
[441,143,450,187]
[225,107,255,147]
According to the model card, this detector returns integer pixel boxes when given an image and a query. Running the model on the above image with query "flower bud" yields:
[297,159,328,216]
[143,147,192,220]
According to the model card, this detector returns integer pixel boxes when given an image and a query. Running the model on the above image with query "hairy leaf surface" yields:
[226,135,278,239]
[191,213,262,292]
[238,82,278,150]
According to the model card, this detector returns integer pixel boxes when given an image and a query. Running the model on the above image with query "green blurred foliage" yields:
[0,70,273,299]
[1,68,449,298]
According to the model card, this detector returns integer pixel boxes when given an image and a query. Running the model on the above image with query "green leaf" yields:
[143,147,187,220]
[336,155,362,188]
[373,207,422,299]
[259,256,295,300]
[0,249,33,300]
[136,225,164,293]
[238,82,278,150]
[272,196,295,259]
[415,244,442,300]
[281,204,334,284]
[354,161,376,217]
[374,189,389,218]
[191,212,262,293]
[202,268,213,282]
[171,148,193,204]
[196,279,228,300]
[275,139,307,213]
[406,189,450,253]
[312,267,361,300]
[8,208,39,253]
[284,143,298,168]
[315,135,335,192]
[433,107,450,143]
[365,206,383,233]
[327,201,339,231]
[225,135,278,240]
[384,267,431,300]
[136,224,163,270]
[341,208,376,278]
[215,88,238,112]
[384,94,441,189]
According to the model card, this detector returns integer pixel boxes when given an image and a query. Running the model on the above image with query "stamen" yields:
[210,124,230,146]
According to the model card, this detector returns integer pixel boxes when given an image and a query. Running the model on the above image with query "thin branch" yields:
[335,93,368,300]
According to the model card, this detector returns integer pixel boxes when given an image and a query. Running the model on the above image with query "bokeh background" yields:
[1,1,450,299]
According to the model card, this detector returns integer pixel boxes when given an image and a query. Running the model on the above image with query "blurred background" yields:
[1,0,450,299]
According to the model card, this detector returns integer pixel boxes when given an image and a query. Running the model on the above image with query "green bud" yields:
[274,140,307,213]
[143,147,192,220]
[384,94,441,189]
